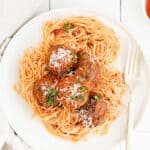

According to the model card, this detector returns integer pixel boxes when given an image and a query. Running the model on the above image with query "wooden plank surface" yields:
[36,0,50,14]
[122,0,150,132]
[121,0,150,149]
[121,0,150,59]
[51,0,120,20]
[120,132,150,150]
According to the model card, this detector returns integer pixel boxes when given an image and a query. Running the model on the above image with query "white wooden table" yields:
[2,0,150,149]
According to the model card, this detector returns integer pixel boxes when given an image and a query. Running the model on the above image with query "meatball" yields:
[48,45,78,74]
[76,51,100,84]
[58,75,92,109]
[78,93,107,127]
[33,75,58,105]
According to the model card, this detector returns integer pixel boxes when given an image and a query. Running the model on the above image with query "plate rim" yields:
[1,8,150,150]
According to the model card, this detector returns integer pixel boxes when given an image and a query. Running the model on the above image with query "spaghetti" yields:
[15,16,127,141]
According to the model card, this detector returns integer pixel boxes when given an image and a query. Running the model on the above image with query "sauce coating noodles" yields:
[15,16,127,141]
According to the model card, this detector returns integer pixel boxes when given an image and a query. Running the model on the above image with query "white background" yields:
[1,0,150,149]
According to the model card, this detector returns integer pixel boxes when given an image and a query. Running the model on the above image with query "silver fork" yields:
[125,44,142,150]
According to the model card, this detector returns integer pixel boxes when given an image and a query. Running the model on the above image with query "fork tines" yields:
[125,45,142,79]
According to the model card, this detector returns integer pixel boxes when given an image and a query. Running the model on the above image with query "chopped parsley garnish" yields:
[71,95,76,100]
[71,53,78,63]
[79,77,85,82]
[71,94,84,100]
[48,88,58,97]
[80,86,87,93]
[64,22,71,33]
[93,95,99,101]
[44,98,53,105]
[67,67,74,73]
[77,95,84,100]
[44,88,58,105]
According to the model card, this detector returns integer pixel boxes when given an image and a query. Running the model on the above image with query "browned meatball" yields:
[58,75,92,110]
[76,51,100,85]
[48,45,78,74]
[78,93,107,127]
[91,99,107,126]
[33,75,58,105]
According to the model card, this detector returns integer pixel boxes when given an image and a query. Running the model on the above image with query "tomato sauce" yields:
[146,0,150,18]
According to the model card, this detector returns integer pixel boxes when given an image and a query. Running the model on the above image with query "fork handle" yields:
[126,101,134,150]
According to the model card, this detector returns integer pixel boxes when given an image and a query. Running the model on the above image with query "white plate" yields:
[0,9,150,150]
[0,109,9,149]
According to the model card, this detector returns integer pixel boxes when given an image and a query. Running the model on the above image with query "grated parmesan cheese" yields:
[79,109,93,128]
[49,48,72,68]
[71,83,81,95]
[41,85,49,96]
[41,80,58,96]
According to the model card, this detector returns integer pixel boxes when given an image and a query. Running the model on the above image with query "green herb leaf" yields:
[47,88,58,97]
[44,88,58,105]
[44,98,53,105]
[80,86,87,93]
[74,59,78,63]
[77,95,84,100]
[71,95,76,100]
[79,77,85,82]
[53,100,59,105]
[67,67,73,73]
[64,22,71,33]
[71,53,78,63]
[67,68,71,72]
[93,95,99,101]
